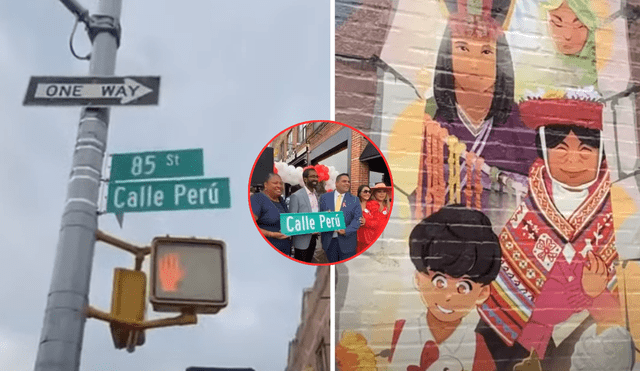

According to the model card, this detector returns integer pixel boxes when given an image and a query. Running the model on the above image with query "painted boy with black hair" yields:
[384,204,501,371]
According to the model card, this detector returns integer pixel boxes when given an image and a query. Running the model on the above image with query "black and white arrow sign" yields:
[24,76,160,106]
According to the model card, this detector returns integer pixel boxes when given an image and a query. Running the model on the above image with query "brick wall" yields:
[349,130,370,194]
[272,122,381,195]
[286,266,330,371]
[335,1,640,370]
[270,128,292,162]
[335,0,393,135]
[308,122,343,153]
[270,135,286,162]
[271,123,324,164]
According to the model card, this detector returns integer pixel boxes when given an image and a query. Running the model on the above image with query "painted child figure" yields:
[380,205,501,371]
[478,89,627,370]
[336,206,501,371]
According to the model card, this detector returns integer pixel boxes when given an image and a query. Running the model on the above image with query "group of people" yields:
[250,167,392,263]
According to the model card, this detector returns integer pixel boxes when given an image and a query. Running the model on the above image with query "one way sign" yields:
[23,76,160,106]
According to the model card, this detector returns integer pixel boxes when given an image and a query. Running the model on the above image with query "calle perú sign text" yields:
[280,212,346,236]
[107,177,230,213]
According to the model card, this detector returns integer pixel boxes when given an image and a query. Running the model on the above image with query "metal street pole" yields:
[34,0,122,370]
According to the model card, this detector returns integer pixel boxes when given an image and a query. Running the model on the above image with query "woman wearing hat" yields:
[477,89,629,370]
[413,3,537,218]
[514,0,605,99]
[356,183,392,253]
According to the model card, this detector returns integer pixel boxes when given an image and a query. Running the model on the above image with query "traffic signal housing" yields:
[109,268,146,349]
[150,236,228,314]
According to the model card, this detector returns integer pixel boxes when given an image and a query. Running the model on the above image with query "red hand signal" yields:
[159,253,185,292]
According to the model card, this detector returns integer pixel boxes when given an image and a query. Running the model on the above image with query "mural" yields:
[335,0,640,370]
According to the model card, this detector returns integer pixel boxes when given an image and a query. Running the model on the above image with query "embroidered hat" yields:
[370,183,393,193]
[519,88,604,131]
[443,0,516,40]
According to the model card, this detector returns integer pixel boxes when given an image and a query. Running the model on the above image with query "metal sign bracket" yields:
[87,230,199,352]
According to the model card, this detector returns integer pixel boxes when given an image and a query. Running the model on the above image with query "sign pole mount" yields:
[85,230,198,352]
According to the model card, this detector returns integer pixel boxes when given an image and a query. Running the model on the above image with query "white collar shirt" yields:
[388,310,479,371]
[305,186,319,212]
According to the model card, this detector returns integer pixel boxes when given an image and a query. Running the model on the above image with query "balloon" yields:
[272,161,309,186]
[274,161,288,176]
[274,161,298,185]
[329,168,339,181]
[273,164,278,174]
[293,167,304,186]
[315,164,330,182]
[325,179,335,192]
[309,164,339,191]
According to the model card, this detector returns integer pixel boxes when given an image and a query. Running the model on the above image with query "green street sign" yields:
[280,212,346,236]
[107,178,230,213]
[110,149,203,181]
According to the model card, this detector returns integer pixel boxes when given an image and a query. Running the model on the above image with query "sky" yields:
[0,1,329,370]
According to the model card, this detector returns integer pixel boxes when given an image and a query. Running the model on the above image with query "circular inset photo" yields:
[248,120,394,265]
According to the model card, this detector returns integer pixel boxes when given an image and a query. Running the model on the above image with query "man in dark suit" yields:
[289,168,320,263]
[319,173,362,263]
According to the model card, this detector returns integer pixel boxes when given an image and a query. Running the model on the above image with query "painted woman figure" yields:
[511,0,640,188]
[477,89,629,371]
[414,3,538,219]
[513,0,605,98]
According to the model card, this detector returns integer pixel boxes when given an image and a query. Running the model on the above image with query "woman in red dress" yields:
[356,185,372,253]
[357,183,393,253]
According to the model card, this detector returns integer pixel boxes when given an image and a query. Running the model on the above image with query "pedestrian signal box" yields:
[150,236,228,314]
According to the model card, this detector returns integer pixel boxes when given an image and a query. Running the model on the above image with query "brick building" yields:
[335,0,393,141]
[270,121,390,195]
[285,266,330,371]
